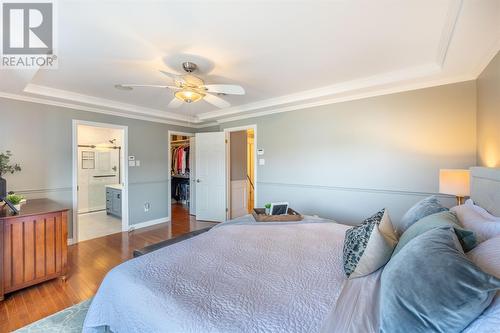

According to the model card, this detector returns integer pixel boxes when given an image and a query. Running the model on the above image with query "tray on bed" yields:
[252,208,303,222]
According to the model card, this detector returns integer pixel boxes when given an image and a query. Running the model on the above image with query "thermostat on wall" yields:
[257,149,264,155]
[128,156,135,161]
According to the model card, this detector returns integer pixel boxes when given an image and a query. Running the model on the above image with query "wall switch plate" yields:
[259,158,265,165]
[144,202,151,212]
[135,160,141,167]
[128,160,136,167]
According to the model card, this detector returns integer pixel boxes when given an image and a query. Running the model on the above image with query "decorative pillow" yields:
[392,211,477,257]
[462,236,500,333]
[451,200,500,242]
[464,199,500,220]
[380,227,500,333]
[395,195,448,236]
[343,209,398,279]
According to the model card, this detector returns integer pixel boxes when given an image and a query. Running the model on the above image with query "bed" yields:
[83,167,500,333]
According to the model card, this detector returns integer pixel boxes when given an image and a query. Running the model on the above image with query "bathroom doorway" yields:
[72,120,128,243]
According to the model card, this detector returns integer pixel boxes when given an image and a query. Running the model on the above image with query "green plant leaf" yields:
[6,194,24,205]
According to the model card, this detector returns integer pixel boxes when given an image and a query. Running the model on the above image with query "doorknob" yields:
[196,179,201,183]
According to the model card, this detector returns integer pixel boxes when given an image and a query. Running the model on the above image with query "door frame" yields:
[167,130,194,221]
[224,125,258,220]
[72,120,129,244]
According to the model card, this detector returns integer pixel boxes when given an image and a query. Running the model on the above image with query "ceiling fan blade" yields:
[204,84,245,95]
[168,97,183,108]
[204,93,231,108]
[159,70,184,82]
[118,84,180,90]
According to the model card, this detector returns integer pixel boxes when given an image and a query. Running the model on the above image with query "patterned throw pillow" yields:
[343,209,398,279]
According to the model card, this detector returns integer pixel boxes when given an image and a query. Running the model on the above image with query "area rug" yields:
[14,298,92,333]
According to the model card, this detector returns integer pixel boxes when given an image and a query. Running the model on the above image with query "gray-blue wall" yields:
[0,97,193,237]
[477,51,500,167]
[220,81,477,225]
[0,79,478,233]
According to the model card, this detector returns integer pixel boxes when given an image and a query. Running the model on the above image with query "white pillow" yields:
[465,199,500,221]
[462,236,500,333]
[451,200,500,242]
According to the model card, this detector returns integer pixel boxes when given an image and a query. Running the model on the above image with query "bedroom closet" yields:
[170,134,195,226]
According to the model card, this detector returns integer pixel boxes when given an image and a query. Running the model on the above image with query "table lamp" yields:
[439,169,470,205]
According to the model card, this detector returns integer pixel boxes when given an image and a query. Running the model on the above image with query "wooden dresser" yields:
[0,199,69,301]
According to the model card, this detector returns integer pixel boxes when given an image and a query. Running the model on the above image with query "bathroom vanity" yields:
[106,184,122,218]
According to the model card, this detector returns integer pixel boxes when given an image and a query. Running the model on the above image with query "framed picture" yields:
[270,202,289,215]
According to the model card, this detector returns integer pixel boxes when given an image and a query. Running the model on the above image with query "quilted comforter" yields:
[83,216,350,333]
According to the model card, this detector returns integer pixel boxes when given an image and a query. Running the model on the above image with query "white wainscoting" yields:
[256,182,456,225]
[231,180,248,218]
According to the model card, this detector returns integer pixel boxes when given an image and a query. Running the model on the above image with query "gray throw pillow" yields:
[380,226,500,333]
[395,195,448,236]
[392,211,477,257]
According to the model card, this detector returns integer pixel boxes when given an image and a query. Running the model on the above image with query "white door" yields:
[189,136,196,215]
[195,132,227,222]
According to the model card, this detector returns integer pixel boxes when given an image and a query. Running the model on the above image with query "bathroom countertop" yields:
[105,184,122,190]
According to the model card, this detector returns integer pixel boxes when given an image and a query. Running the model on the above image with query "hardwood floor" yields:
[0,203,215,332]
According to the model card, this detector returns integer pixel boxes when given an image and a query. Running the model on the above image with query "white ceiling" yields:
[2,0,499,127]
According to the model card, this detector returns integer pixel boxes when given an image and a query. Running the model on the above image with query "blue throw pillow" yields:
[395,195,448,236]
[380,226,500,333]
[392,211,477,257]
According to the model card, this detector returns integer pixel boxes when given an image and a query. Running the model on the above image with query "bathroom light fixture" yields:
[174,88,205,103]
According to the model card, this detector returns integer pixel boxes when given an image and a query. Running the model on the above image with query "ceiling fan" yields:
[115,62,245,109]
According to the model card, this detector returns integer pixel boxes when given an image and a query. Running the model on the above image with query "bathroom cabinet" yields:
[106,186,122,218]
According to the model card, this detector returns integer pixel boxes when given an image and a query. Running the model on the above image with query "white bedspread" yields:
[83,217,351,333]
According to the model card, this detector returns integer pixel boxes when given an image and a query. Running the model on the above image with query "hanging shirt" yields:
[177,147,184,174]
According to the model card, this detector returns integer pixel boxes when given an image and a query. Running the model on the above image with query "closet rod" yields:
[171,139,190,144]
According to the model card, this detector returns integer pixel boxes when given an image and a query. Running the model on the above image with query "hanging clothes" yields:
[177,147,184,173]
[171,144,190,175]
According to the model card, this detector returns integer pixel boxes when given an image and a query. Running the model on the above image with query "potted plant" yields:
[264,203,271,215]
[0,150,21,198]
[6,194,24,210]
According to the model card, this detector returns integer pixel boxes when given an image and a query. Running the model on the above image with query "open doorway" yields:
[226,126,257,219]
[168,131,195,228]
[72,121,128,243]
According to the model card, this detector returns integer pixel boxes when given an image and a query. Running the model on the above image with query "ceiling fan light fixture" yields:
[174,89,204,103]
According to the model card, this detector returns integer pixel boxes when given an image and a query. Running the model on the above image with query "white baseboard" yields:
[128,216,170,231]
[67,238,74,245]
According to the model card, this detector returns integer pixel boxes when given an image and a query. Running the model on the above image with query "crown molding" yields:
[216,74,475,124]
[23,83,199,123]
[199,63,442,122]
[436,0,463,67]
[0,91,208,128]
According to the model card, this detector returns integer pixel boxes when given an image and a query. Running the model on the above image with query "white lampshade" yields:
[439,169,470,197]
